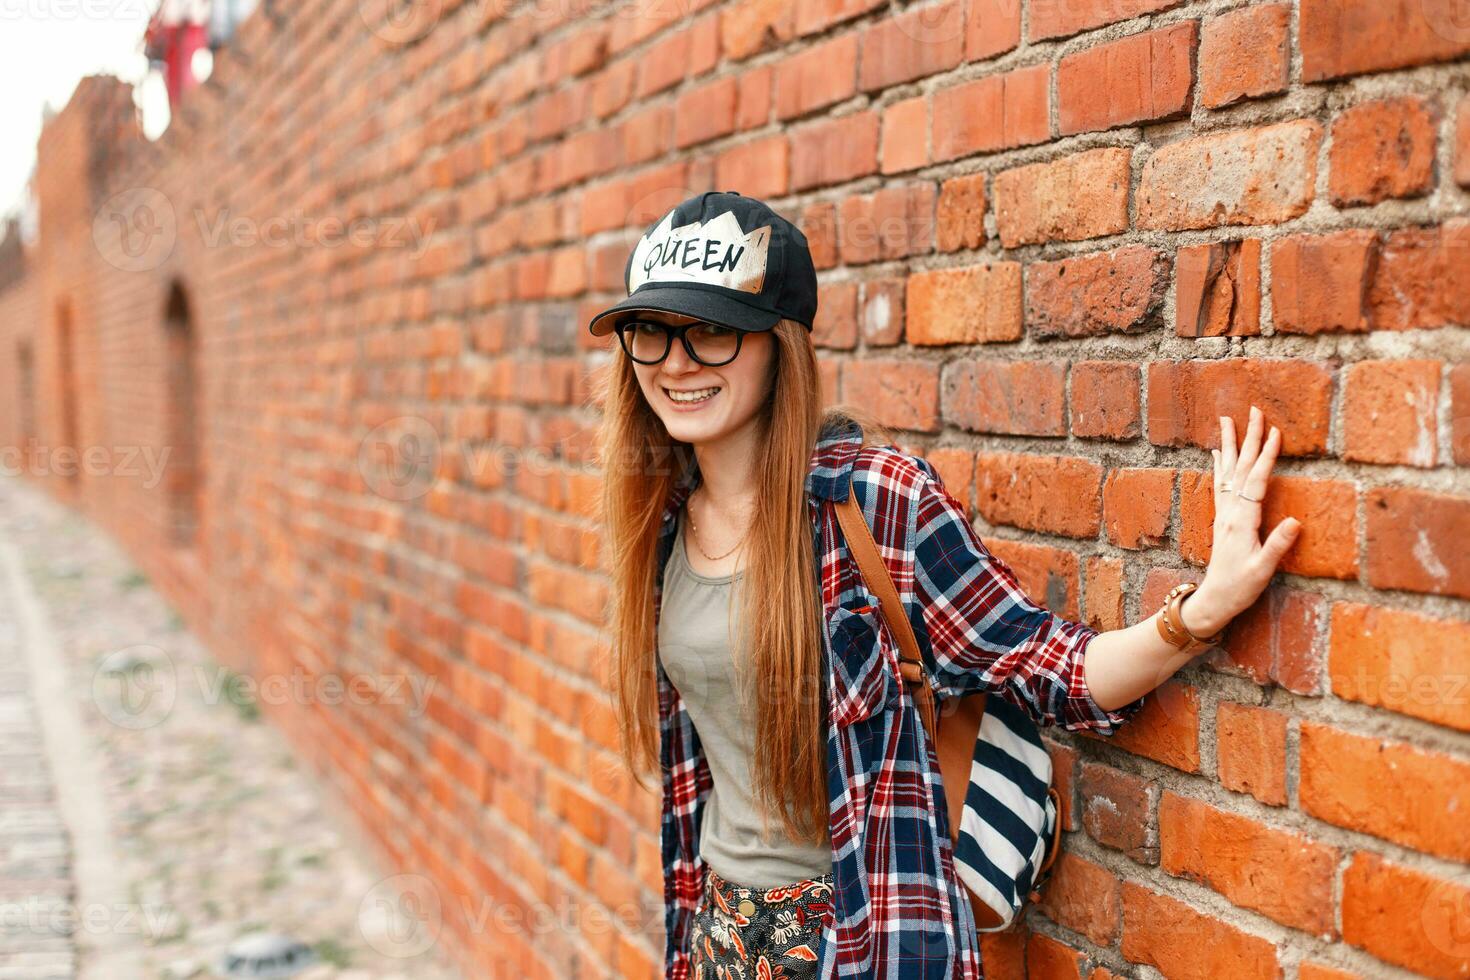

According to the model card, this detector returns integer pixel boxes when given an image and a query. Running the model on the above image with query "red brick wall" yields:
[2,1,1468,977]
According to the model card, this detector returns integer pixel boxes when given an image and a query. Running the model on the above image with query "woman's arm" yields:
[1084,405,1301,711]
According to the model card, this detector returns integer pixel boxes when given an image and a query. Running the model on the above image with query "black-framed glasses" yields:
[614,318,745,367]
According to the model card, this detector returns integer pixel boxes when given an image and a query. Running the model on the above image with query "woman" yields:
[588,192,1301,979]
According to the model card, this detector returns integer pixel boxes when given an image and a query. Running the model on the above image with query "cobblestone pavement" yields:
[0,567,75,980]
[0,475,463,980]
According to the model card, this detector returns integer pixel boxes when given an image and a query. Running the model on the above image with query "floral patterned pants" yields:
[689,864,835,980]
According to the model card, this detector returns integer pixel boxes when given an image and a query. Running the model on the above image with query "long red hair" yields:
[592,318,892,844]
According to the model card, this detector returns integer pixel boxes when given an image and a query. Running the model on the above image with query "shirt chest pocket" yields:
[825,593,901,727]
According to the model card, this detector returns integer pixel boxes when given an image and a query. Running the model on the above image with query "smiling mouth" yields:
[663,385,722,404]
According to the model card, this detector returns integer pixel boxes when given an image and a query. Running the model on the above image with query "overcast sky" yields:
[0,5,173,228]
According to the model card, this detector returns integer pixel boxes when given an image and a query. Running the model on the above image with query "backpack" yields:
[834,475,1063,933]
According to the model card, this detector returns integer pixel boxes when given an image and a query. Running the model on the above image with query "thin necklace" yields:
[685,487,748,562]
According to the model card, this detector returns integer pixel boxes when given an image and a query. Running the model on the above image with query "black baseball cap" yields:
[587,191,818,336]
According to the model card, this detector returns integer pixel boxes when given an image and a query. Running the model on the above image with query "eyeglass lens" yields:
[621,320,742,366]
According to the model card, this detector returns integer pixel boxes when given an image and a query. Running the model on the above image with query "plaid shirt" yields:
[653,417,1146,979]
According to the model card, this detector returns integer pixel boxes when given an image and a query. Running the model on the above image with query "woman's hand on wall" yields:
[1183,404,1303,637]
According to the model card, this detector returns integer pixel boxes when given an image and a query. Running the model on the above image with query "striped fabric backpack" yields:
[835,479,1064,933]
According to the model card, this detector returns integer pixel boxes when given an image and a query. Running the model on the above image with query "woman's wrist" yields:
[1178,588,1230,638]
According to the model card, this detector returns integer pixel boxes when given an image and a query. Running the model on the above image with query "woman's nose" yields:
[662,336,697,373]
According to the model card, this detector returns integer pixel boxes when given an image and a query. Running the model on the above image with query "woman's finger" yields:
[1241,425,1280,498]
[1260,514,1302,565]
[1235,405,1264,482]
[1236,424,1280,534]
[1219,415,1239,490]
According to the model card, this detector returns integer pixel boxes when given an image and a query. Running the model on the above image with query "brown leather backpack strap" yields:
[833,475,939,750]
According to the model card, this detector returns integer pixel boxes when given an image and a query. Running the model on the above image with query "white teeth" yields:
[666,386,720,403]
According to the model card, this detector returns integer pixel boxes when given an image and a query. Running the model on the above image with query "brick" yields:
[1027,933,1087,979]
[715,136,790,201]
[1300,722,1470,862]
[1145,359,1334,457]
[974,452,1102,538]
[1198,4,1291,108]
[925,447,975,504]
[987,539,1084,620]
[1200,579,1327,694]
[1058,21,1198,135]
[942,360,1066,437]
[1301,0,1470,82]
[1330,97,1439,206]
[1342,852,1470,978]
[722,0,794,60]
[790,111,878,191]
[1453,363,1470,465]
[1030,0,1183,42]
[906,263,1023,345]
[774,34,858,121]
[1071,361,1142,440]
[859,0,965,91]
[812,280,859,350]
[1159,793,1338,936]
[1298,964,1363,980]
[622,105,672,165]
[839,359,940,432]
[674,77,738,148]
[736,66,773,130]
[1090,679,1201,773]
[1043,738,1080,830]
[1270,230,1379,334]
[802,200,838,270]
[966,0,1021,61]
[1037,853,1120,946]
[1102,468,1172,549]
[1341,359,1440,467]
[636,30,691,97]
[794,0,886,37]
[933,65,1050,163]
[1329,601,1470,732]
[1139,121,1322,231]
[1027,246,1170,338]
[936,172,987,252]
[1458,98,1470,187]
[1122,883,1281,980]
[979,930,1027,979]
[1367,221,1470,331]
[1086,555,1126,627]
[1175,239,1261,337]
[860,277,906,346]
[837,183,935,264]
[881,96,928,175]
[1242,475,1359,580]
[1365,486,1470,600]
[1215,702,1288,805]
[994,148,1131,247]
[1078,763,1153,861]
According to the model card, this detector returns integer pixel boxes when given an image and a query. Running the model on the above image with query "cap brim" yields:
[587,285,781,336]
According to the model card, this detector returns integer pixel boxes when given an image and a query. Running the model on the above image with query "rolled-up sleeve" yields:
[910,471,1146,735]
